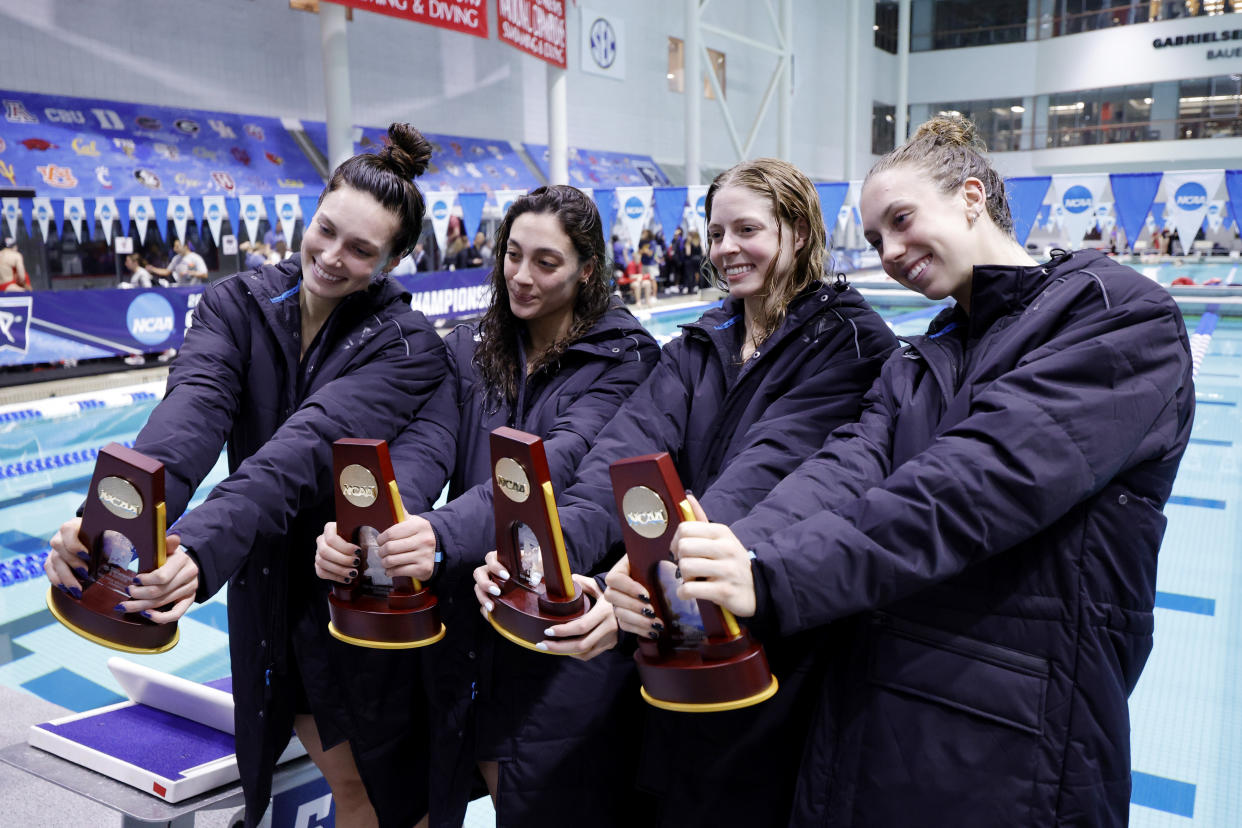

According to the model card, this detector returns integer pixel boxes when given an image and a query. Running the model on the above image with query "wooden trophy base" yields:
[46,585,179,654]
[327,590,445,649]
[636,643,779,712]
[485,577,592,655]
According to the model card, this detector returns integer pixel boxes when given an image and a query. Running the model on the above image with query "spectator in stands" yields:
[121,252,156,288]
[0,237,30,292]
[681,228,704,295]
[452,230,487,270]
[263,222,286,250]
[665,227,685,292]
[411,241,430,271]
[149,238,208,284]
[274,240,291,261]
[240,241,266,271]
[46,123,447,828]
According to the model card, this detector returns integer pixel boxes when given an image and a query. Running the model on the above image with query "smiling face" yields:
[861,166,984,307]
[503,211,589,333]
[706,184,804,301]
[299,184,402,304]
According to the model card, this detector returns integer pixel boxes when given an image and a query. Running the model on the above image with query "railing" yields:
[964,115,1242,152]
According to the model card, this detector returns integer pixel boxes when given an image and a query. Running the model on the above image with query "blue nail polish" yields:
[68,587,82,599]
[74,567,89,579]
[76,551,90,562]
[113,604,127,614]
[132,577,143,585]
[140,610,153,620]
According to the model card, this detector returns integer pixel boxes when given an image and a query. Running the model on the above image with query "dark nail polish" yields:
[684,489,694,497]
[113,604,127,614]
[348,569,357,578]
[140,610,153,620]
[68,586,82,599]
[76,550,90,562]
[674,567,682,579]
[353,557,361,568]
[132,577,143,585]
[638,593,651,604]
[344,576,353,584]
[641,607,656,619]
[652,621,664,632]
[57,584,70,596]
[124,587,132,598]
[648,630,660,639]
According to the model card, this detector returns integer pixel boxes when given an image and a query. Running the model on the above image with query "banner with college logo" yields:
[166,196,192,242]
[1206,200,1226,232]
[201,196,226,246]
[1107,172,1161,250]
[1051,174,1109,245]
[814,182,850,243]
[1003,176,1051,247]
[615,186,652,248]
[94,196,118,244]
[498,0,567,68]
[63,196,87,242]
[494,188,527,218]
[273,194,300,244]
[129,196,156,245]
[425,191,458,256]
[581,8,625,80]
[0,294,33,356]
[1162,170,1222,250]
[31,197,54,241]
[237,195,266,243]
[2,198,20,240]
[685,185,708,244]
[652,187,687,238]
[330,0,487,38]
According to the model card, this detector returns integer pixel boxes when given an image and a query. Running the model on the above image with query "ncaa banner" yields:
[1162,170,1222,253]
[1003,176,1051,247]
[129,196,156,245]
[839,181,863,234]
[498,0,567,69]
[1225,170,1242,233]
[581,8,625,80]
[167,196,192,242]
[31,198,53,241]
[273,194,300,244]
[201,196,226,246]
[425,191,458,257]
[1107,172,1161,251]
[652,187,688,239]
[237,195,266,243]
[63,197,87,242]
[593,188,617,242]
[686,185,708,245]
[615,186,652,248]
[94,196,118,244]
[457,191,486,241]
[815,183,850,243]
[1206,200,1226,232]
[1051,174,1109,246]
[1095,203,1115,237]
[331,0,487,37]
[396,266,490,320]
[494,188,527,217]
[1,199,19,241]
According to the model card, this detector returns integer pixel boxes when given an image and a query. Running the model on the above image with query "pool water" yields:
[0,309,1238,827]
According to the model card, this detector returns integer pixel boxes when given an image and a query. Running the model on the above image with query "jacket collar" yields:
[683,280,838,347]
[927,248,1080,340]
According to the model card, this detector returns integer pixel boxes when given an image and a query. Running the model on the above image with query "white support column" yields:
[319,2,353,174]
[547,65,568,186]
[843,0,860,178]
[777,0,792,159]
[685,0,702,185]
[895,0,911,147]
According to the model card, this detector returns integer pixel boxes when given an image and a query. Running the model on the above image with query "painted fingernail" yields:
[648,630,660,639]
[638,593,651,604]
[641,607,656,619]
[76,550,90,562]
[652,621,664,632]
[124,587,132,598]
[353,557,361,568]
[484,600,494,613]
[57,584,70,596]
[487,584,501,596]
[343,576,352,584]
[68,586,82,599]
[674,567,682,579]
[684,489,694,497]
[544,628,556,637]
[113,604,127,614]
[348,569,357,578]
[74,567,89,579]
[140,610,153,619]
[498,569,510,580]
[132,577,143,585]
[535,642,549,651]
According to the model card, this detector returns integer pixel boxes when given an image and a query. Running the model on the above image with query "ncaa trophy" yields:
[46,443,179,653]
[327,438,445,648]
[486,426,592,652]
[609,453,778,712]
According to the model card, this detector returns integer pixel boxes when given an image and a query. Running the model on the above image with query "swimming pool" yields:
[0,309,1238,827]
[1136,260,1242,286]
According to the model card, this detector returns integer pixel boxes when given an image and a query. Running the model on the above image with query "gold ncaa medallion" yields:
[340,464,379,508]
[622,485,669,539]
[495,457,531,503]
[98,476,143,520]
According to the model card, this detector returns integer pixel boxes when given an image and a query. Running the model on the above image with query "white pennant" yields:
[425,191,458,258]
[686,185,709,245]
[274,194,299,245]
[1207,200,1226,232]
[201,196,226,246]
[615,186,653,248]
[1162,171,1223,255]
[1095,202,1115,235]
[167,196,192,242]
[1,198,18,241]
[238,195,266,244]
[32,197,53,241]
[1051,174,1111,246]
[95,197,118,245]
[494,188,527,218]
[63,197,86,242]
[130,196,154,245]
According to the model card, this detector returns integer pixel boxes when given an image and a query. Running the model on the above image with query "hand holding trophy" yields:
[609,452,778,712]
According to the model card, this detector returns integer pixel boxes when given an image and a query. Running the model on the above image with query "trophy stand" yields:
[609,453,778,712]
[486,426,592,653]
[327,438,445,649]
[46,443,179,654]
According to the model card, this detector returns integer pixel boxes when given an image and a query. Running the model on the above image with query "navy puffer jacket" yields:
[386,297,660,828]
[730,250,1195,827]
[133,256,447,827]
[554,281,897,827]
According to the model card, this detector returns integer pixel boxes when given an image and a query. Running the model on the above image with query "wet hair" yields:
[474,185,613,407]
[866,114,1014,237]
[318,122,433,261]
[703,157,827,344]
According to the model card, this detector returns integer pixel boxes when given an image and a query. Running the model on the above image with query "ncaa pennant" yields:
[1162,170,1223,254]
[494,189,526,218]
[1,198,18,241]
[1051,174,1110,246]
[63,197,87,243]
[32,197,54,241]
[94,196,118,245]
[130,196,155,246]
[615,186,652,248]
[201,196,226,246]
[237,195,266,243]
[425,191,458,259]
[167,196,192,243]
[274,194,300,246]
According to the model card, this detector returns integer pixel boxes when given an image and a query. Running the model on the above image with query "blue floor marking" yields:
[1131,771,1196,818]
[1167,495,1227,509]
[21,668,124,713]
[1154,591,1216,616]
[1188,437,1233,447]
[1195,399,1237,406]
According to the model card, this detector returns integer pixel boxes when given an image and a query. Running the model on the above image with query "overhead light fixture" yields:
[1011,105,1025,113]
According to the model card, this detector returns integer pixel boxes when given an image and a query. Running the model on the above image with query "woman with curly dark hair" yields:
[316,184,660,826]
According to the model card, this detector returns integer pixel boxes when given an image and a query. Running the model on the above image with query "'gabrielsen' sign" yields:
[1152,26,1242,60]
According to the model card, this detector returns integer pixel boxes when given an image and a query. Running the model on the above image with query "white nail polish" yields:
[498,569,510,580]
[484,601,494,613]
[535,642,548,651]
[488,584,501,596]
[544,628,555,637]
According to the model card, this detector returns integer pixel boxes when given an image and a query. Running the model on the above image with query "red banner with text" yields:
[497,0,566,68]
[328,0,488,38]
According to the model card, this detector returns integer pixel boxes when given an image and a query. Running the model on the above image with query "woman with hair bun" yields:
[47,123,448,827]
[665,115,1195,826]
[315,183,661,827]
